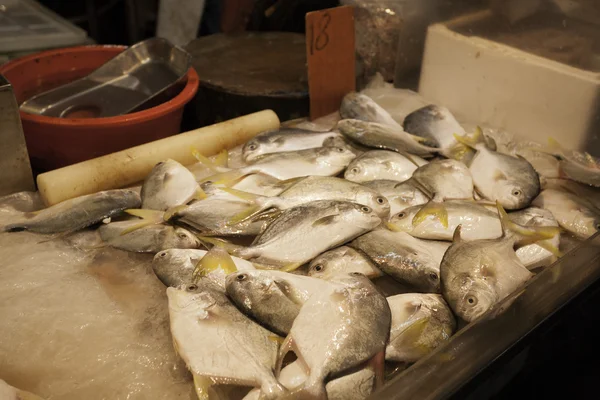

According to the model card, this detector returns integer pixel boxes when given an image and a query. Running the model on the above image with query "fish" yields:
[386,293,456,363]
[278,273,391,398]
[344,150,428,183]
[243,361,375,400]
[532,138,600,187]
[362,180,429,215]
[98,220,199,253]
[220,176,391,222]
[242,128,342,162]
[2,189,141,234]
[532,189,600,239]
[408,158,474,201]
[440,203,559,322]
[387,200,502,241]
[152,248,255,288]
[339,91,402,127]
[167,279,287,399]
[337,119,439,157]
[509,207,561,270]
[403,104,466,149]
[140,159,204,211]
[322,134,369,157]
[455,127,540,210]
[202,200,382,270]
[308,246,383,280]
[229,174,297,197]
[225,270,335,336]
[350,228,449,292]
[198,146,356,183]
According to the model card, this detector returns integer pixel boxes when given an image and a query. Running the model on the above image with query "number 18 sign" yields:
[305,5,356,120]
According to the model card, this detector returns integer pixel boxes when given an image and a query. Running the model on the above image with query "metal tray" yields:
[372,232,600,399]
[19,37,191,118]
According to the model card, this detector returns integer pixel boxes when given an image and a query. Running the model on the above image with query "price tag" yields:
[305,5,356,120]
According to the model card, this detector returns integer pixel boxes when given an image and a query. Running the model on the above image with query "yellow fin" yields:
[213,149,229,168]
[268,335,285,346]
[412,201,449,228]
[537,239,563,258]
[120,209,165,235]
[453,225,463,243]
[385,221,403,232]
[279,262,304,273]
[163,204,189,221]
[197,236,241,255]
[496,201,559,244]
[193,374,213,400]
[446,142,473,162]
[193,187,208,201]
[453,126,483,150]
[312,214,339,227]
[228,204,262,225]
[199,170,247,186]
[192,247,238,282]
[397,317,431,356]
[219,187,260,202]
[191,147,218,172]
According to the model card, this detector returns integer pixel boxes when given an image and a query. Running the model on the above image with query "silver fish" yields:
[225,270,335,336]
[167,280,286,398]
[458,128,540,210]
[243,361,375,400]
[98,220,199,253]
[409,159,474,201]
[532,189,600,239]
[230,174,296,197]
[278,273,390,398]
[350,228,448,292]
[152,248,255,288]
[2,189,140,234]
[440,208,558,322]
[140,159,202,211]
[337,119,438,157]
[339,91,402,127]
[509,207,561,270]
[242,128,342,162]
[388,200,501,241]
[344,150,428,183]
[207,200,382,269]
[386,293,456,362]
[362,180,429,215]
[308,246,383,280]
[403,104,466,150]
[220,176,391,221]
[322,134,369,157]
[200,146,356,183]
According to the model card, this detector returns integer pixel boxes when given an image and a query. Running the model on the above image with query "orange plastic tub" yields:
[0,45,199,172]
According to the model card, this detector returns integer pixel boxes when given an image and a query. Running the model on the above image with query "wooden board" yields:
[306,5,356,120]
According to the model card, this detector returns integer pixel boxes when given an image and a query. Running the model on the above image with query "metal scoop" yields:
[20,37,192,118]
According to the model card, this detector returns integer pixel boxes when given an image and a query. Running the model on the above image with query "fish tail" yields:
[444,142,474,163]
[496,201,560,247]
[163,204,189,221]
[192,247,238,282]
[191,147,219,172]
[192,374,213,400]
[219,187,262,203]
[212,149,229,168]
[196,236,244,256]
[536,239,564,258]
[120,209,165,235]
[412,201,449,228]
[453,126,484,150]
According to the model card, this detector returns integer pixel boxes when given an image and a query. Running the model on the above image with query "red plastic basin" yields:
[0,45,199,172]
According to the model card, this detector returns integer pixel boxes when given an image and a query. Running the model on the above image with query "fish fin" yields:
[228,205,264,225]
[279,261,304,273]
[192,247,238,282]
[445,142,474,163]
[453,126,484,150]
[276,335,294,376]
[385,221,403,232]
[398,151,422,167]
[193,374,214,400]
[268,335,285,346]
[193,187,208,201]
[312,214,340,227]
[396,317,431,356]
[412,201,449,228]
[120,209,164,235]
[407,133,429,143]
[525,137,565,158]
[213,149,229,168]
[191,147,218,172]
[496,201,560,246]
[276,176,305,187]
[453,225,463,243]
[536,240,564,258]
[492,169,508,182]
[368,351,386,389]
[199,170,249,187]
[251,261,280,270]
[163,204,189,221]
[219,187,261,202]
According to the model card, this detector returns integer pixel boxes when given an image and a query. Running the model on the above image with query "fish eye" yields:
[361,206,371,213]
[512,189,522,197]
[376,197,385,204]
[247,144,257,150]
[350,272,363,277]
[596,223,600,230]
[350,167,360,174]
[466,295,478,306]
[397,212,406,218]
[313,264,324,272]
[178,232,189,239]
[236,273,247,282]
[186,284,198,291]
[428,272,438,281]
[158,251,167,258]
[156,161,164,166]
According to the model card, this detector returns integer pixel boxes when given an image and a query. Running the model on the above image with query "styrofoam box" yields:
[418,10,600,155]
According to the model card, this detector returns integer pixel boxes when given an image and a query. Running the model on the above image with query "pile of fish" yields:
[4,90,600,400]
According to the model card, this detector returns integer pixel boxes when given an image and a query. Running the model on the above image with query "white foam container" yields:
[418,10,600,154]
